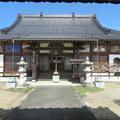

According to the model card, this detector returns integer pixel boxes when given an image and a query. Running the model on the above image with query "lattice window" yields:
[92,55,108,72]
[110,45,120,53]
[93,45,107,52]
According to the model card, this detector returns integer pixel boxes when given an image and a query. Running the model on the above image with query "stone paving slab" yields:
[20,86,85,108]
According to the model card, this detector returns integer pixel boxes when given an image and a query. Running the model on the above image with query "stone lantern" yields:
[82,56,94,87]
[17,57,27,86]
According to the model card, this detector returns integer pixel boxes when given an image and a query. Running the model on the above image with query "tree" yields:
[113,57,120,67]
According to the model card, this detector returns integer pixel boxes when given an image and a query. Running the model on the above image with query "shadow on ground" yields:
[0,106,120,120]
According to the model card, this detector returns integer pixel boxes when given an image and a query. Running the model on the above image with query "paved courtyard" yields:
[6,86,97,120]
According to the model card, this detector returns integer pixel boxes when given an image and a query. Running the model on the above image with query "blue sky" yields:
[0,2,120,30]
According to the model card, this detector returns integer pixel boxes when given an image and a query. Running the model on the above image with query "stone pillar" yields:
[73,43,77,73]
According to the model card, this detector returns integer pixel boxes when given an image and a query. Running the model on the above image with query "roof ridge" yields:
[20,13,95,18]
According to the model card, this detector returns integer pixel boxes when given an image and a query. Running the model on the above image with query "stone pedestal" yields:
[52,71,60,83]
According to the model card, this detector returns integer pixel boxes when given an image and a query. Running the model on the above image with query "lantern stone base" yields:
[83,72,94,87]
[17,73,27,87]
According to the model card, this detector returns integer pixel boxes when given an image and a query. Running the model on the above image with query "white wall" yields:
[0,55,3,74]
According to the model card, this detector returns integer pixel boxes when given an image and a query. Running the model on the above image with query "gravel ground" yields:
[85,82,120,119]
[0,83,120,120]
[0,89,26,120]
[0,89,24,109]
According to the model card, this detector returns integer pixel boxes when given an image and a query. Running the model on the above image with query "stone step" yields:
[27,80,78,86]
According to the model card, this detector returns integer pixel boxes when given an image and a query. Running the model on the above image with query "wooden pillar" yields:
[3,41,5,77]
[32,51,37,81]
[73,42,76,74]
[73,42,79,73]
[107,42,110,77]
[37,43,40,79]
[90,42,93,61]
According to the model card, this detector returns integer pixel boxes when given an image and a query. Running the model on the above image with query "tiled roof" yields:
[0,14,120,41]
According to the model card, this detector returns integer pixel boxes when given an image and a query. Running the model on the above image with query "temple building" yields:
[0,13,120,81]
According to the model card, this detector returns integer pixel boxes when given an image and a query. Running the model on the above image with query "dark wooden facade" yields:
[0,40,119,79]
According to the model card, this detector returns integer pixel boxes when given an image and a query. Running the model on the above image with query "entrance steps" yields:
[37,78,69,81]
[37,73,52,79]
[26,80,79,87]
[37,72,72,79]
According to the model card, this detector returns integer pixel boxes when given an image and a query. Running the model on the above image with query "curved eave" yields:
[0,14,21,34]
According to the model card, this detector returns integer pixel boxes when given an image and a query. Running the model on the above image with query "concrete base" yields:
[32,80,37,82]
[6,82,16,88]
[83,81,94,87]
[95,81,105,88]
[6,77,16,88]
[52,74,60,83]
[91,76,120,82]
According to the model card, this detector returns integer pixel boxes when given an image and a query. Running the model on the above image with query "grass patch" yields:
[6,87,33,94]
[75,86,104,97]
